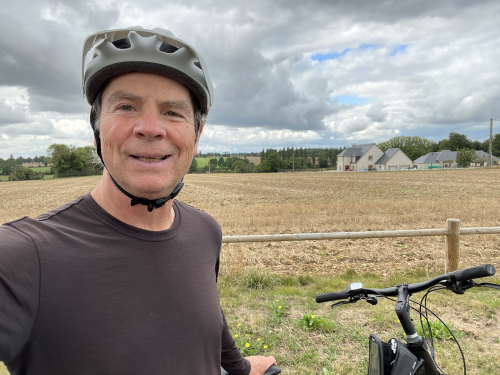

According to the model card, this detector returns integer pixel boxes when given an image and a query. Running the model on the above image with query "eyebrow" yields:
[106,90,193,118]
[158,100,193,118]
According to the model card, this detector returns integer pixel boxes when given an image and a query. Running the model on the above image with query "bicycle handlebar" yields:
[315,264,496,303]
[448,264,495,282]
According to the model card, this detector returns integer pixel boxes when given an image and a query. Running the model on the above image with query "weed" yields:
[232,324,269,356]
[415,318,464,341]
[279,276,298,287]
[240,269,276,290]
[341,268,356,280]
[298,275,314,286]
[269,299,289,326]
[298,312,325,331]
[321,368,338,375]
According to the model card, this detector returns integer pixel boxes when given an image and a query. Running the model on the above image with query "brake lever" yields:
[330,300,352,308]
[475,282,500,290]
[331,293,378,308]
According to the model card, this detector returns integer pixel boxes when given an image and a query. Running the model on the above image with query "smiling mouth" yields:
[131,155,167,162]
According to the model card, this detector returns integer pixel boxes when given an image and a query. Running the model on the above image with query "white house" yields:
[374,148,414,171]
[337,144,384,171]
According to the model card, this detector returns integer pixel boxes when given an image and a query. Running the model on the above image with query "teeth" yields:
[137,157,165,162]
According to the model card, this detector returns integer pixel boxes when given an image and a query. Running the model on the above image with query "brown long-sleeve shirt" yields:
[0,193,249,375]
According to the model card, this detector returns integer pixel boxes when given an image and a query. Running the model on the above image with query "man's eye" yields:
[166,111,181,117]
[119,105,133,111]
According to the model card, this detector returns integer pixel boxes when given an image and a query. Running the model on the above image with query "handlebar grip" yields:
[264,365,281,375]
[449,264,496,282]
[316,290,349,303]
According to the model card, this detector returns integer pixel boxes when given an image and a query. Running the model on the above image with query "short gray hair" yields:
[90,87,206,140]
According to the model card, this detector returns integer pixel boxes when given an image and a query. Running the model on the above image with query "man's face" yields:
[99,72,201,199]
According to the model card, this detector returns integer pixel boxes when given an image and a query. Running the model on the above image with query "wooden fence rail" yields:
[222,219,500,273]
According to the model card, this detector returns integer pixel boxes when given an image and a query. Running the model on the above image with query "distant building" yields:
[413,150,500,169]
[337,144,413,171]
[374,148,414,171]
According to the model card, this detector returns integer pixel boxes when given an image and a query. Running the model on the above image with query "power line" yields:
[472,132,499,140]
[421,119,491,138]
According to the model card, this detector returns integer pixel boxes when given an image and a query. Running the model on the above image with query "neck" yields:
[91,171,176,231]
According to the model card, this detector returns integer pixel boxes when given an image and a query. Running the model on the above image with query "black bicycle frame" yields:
[394,284,442,375]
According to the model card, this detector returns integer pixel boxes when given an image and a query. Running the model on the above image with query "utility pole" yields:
[292,144,295,172]
[489,118,493,168]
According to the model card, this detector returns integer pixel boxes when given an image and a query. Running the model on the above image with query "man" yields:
[0,26,276,375]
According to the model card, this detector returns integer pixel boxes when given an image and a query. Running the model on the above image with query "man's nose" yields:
[133,109,166,141]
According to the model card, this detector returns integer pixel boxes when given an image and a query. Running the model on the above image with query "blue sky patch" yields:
[390,44,408,56]
[311,49,350,61]
[311,44,379,62]
[332,95,369,105]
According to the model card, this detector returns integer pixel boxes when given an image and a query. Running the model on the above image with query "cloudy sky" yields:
[1,0,500,159]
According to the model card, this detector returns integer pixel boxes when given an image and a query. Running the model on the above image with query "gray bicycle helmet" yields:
[82,26,214,113]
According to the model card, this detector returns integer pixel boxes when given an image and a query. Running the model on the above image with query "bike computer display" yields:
[347,282,364,293]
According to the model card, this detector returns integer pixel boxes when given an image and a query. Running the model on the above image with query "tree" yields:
[494,134,500,157]
[209,158,218,170]
[189,158,198,173]
[456,148,476,168]
[437,139,450,151]
[47,144,73,174]
[318,151,328,168]
[218,157,225,169]
[9,166,43,181]
[311,150,317,166]
[266,152,281,172]
[448,132,471,151]
[378,136,436,161]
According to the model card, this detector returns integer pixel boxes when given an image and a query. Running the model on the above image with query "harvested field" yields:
[0,169,499,277]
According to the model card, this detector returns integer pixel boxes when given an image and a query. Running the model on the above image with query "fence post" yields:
[445,219,460,273]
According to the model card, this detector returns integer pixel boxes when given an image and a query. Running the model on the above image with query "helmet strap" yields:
[93,130,184,212]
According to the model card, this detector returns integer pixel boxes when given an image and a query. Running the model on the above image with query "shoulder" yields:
[2,194,89,250]
[173,200,222,240]
[174,200,220,228]
[0,219,40,283]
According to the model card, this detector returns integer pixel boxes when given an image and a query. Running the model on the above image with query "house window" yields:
[368,155,373,161]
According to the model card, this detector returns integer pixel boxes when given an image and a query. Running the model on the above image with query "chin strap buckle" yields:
[129,181,184,212]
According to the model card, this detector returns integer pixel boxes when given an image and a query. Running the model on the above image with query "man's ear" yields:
[193,119,205,156]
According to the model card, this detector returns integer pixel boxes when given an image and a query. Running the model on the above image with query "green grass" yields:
[194,157,227,168]
[219,269,500,375]
[30,166,51,173]
[0,174,54,181]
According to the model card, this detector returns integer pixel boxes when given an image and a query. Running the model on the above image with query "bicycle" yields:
[315,264,500,374]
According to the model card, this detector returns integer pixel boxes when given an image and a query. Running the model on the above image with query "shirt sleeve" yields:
[220,309,251,375]
[0,223,40,363]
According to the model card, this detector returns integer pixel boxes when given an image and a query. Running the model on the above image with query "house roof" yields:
[414,149,500,164]
[413,152,441,164]
[337,143,376,158]
[374,148,400,165]
[475,150,500,161]
[436,150,457,161]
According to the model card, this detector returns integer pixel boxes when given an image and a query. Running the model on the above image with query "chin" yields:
[127,177,178,198]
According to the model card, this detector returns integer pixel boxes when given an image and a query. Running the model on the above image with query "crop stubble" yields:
[0,169,498,277]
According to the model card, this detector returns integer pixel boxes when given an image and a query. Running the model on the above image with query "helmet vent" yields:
[112,38,131,49]
[194,62,201,69]
[159,42,179,54]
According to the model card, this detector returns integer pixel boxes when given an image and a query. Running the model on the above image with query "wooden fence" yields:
[222,219,500,273]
